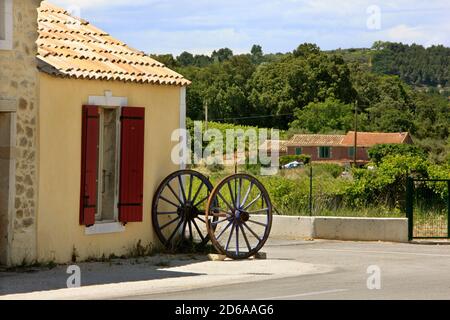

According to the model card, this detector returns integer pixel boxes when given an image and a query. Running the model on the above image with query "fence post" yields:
[309,165,313,216]
[406,176,414,241]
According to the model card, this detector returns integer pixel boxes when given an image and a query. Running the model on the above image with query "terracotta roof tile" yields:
[341,132,411,147]
[287,134,345,147]
[259,140,288,153]
[37,1,190,86]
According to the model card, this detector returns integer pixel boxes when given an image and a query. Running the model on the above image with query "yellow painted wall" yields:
[37,73,181,263]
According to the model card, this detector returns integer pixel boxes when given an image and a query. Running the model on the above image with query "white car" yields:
[283,161,304,169]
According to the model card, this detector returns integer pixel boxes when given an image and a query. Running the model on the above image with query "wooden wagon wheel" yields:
[205,174,273,260]
[152,170,217,250]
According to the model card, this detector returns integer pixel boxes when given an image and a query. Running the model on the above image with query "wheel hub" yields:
[235,210,249,223]
[178,202,199,220]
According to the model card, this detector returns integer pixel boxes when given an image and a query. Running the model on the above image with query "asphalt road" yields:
[124,239,450,300]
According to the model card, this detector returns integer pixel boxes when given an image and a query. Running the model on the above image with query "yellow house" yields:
[1,1,191,265]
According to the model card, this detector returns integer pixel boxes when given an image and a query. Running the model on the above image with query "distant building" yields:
[286,132,413,164]
[258,139,288,157]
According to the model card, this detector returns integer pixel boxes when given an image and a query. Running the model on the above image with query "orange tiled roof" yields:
[259,140,288,153]
[341,131,411,147]
[37,2,190,86]
[287,134,345,147]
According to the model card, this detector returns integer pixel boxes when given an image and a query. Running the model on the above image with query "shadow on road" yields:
[0,254,206,295]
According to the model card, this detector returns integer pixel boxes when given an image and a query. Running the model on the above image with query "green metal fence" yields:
[406,177,450,240]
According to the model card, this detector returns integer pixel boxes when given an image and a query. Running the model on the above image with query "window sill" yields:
[85,222,125,235]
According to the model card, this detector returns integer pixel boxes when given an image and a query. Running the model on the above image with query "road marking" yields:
[262,289,349,300]
[311,248,450,258]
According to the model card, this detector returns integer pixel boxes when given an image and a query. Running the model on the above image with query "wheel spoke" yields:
[227,181,236,210]
[216,220,233,241]
[217,191,234,212]
[243,193,262,211]
[194,195,209,207]
[243,222,262,241]
[188,220,193,241]
[160,196,179,208]
[167,219,183,243]
[167,183,184,205]
[237,178,242,208]
[160,216,180,230]
[197,216,206,224]
[241,182,253,208]
[247,208,269,214]
[247,219,267,227]
[181,219,188,240]
[178,175,187,203]
[225,221,235,251]
[211,218,230,225]
[191,181,204,205]
[235,223,239,256]
[157,211,178,215]
[239,224,252,251]
[188,174,193,202]
[192,219,205,242]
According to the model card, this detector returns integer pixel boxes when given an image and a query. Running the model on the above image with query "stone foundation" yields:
[0,0,41,265]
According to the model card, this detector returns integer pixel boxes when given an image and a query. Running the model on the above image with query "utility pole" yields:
[204,100,208,131]
[353,101,358,167]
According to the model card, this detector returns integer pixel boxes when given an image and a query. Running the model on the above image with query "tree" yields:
[368,144,426,165]
[251,44,263,63]
[150,54,179,69]
[249,49,355,128]
[211,48,234,63]
[371,41,450,86]
[293,43,321,58]
[290,98,355,133]
[177,51,195,66]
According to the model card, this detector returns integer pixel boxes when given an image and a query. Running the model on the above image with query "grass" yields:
[189,163,408,218]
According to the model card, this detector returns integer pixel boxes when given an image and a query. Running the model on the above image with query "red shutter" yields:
[80,105,99,226]
[119,107,145,223]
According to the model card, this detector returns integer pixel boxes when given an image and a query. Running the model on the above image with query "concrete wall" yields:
[0,0,41,265]
[37,74,182,264]
[267,215,408,242]
[313,217,408,242]
[254,215,314,239]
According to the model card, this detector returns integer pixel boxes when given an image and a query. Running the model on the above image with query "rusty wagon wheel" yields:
[152,170,217,250]
[205,174,273,260]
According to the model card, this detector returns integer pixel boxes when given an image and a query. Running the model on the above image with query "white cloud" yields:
[49,0,151,9]
[45,0,450,53]
[123,28,251,55]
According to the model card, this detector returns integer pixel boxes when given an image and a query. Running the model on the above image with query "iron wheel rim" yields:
[152,170,216,250]
[205,173,272,260]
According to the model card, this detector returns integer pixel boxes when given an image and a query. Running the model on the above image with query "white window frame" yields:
[0,0,13,50]
[85,91,128,235]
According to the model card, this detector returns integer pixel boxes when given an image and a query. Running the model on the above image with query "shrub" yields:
[312,163,344,178]
[368,143,426,165]
[206,158,225,172]
[347,154,429,206]
[280,154,311,166]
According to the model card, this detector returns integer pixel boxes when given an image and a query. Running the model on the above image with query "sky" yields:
[50,0,450,56]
